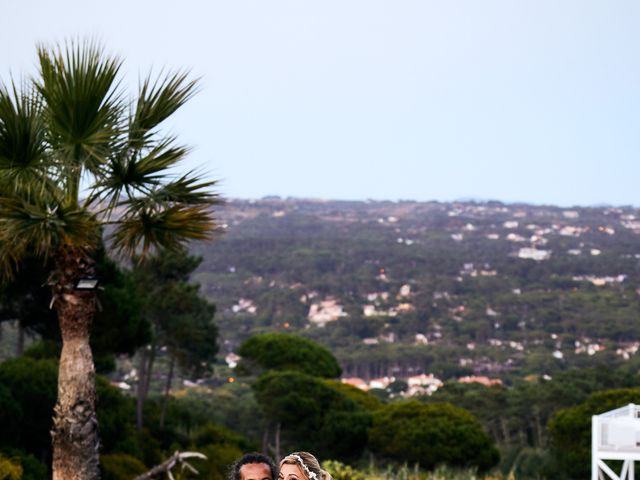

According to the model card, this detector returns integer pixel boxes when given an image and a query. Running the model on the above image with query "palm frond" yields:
[0,240,28,283]
[116,172,221,212]
[0,81,53,197]
[129,70,198,150]
[0,193,100,279]
[144,173,221,206]
[36,40,123,190]
[110,204,216,259]
[86,137,190,212]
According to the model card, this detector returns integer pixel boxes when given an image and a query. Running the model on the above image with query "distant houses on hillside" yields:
[307,297,348,327]
[342,373,444,397]
[341,373,503,397]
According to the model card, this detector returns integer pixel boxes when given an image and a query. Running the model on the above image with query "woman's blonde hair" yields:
[280,452,332,480]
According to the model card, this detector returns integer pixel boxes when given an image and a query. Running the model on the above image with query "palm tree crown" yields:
[0,41,219,275]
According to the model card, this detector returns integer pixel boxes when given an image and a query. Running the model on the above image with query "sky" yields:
[2,1,640,207]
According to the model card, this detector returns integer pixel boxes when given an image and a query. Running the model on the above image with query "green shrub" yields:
[322,460,366,480]
[0,358,57,460]
[254,370,371,460]
[0,457,21,480]
[238,333,341,378]
[0,454,22,480]
[498,447,552,479]
[100,453,147,480]
[195,443,243,480]
[192,424,248,450]
[370,401,499,472]
[0,450,46,480]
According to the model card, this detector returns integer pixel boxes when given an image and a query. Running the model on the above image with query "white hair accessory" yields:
[290,454,318,480]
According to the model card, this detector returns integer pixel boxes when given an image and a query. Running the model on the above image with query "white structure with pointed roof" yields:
[592,404,640,479]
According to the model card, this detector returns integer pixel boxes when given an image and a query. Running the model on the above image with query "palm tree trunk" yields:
[51,247,100,480]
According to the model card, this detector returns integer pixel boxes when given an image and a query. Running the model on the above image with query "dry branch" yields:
[133,451,207,480]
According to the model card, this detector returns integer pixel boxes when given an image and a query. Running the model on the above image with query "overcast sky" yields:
[2,1,640,206]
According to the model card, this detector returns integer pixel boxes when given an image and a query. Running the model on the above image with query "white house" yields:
[406,374,443,396]
[517,248,551,261]
[308,298,348,327]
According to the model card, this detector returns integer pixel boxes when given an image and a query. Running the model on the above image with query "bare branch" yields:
[133,451,207,480]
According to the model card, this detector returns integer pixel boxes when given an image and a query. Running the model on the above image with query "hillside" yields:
[190,198,640,385]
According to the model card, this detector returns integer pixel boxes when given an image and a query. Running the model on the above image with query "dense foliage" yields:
[238,332,341,378]
[254,370,370,460]
[369,401,499,472]
[0,357,57,462]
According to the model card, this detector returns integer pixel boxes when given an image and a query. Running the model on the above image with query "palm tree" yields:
[0,41,219,480]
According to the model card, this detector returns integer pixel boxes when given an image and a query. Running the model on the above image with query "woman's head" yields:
[279,452,332,480]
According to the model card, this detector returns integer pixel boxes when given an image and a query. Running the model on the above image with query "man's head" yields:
[230,452,277,480]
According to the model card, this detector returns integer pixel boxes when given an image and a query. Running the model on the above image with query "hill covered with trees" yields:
[192,197,640,384]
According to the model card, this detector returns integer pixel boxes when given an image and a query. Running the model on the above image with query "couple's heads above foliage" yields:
[0,39,221,279]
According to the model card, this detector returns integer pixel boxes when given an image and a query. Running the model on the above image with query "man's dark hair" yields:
[229,452,277,480]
